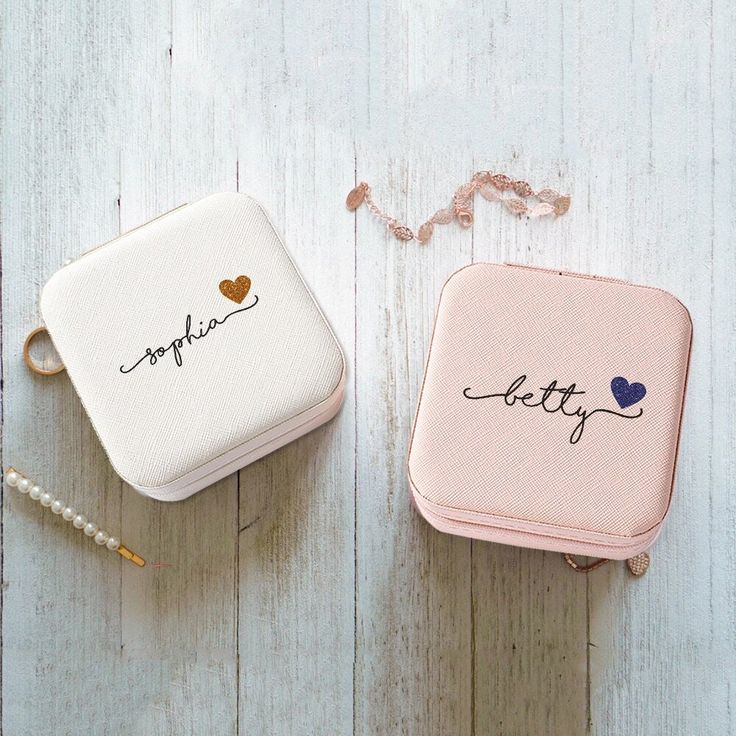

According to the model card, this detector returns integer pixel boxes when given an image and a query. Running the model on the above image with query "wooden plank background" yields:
[1,1,734,734]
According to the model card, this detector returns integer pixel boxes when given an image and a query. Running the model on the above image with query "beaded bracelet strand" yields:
[5,467,145,567]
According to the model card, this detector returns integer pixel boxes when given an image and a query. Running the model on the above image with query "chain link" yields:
[346,171,571,244]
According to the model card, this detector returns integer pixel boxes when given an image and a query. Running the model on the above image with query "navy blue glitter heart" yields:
[611,377,646,409]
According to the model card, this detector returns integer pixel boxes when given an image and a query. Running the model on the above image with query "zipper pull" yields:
[626,552,650,576]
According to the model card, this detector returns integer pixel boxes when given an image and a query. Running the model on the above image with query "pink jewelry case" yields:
[408,263,692,559]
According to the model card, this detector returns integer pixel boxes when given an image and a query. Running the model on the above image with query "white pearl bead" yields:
[6,470,19,486]
[106,537,120,551]
[83,522,98,537]
[51,499,65,514]
[17,478,31,494]
[72,514,87,529]
[28,484,42,500]
[62,507,76,521]
[39,492,54,507]
[94,530,109,545]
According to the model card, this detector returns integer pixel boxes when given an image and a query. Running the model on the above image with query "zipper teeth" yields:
[415,496,655,553]
[66,202,189,265]
[422,500,655,547]
[503,262,632,285]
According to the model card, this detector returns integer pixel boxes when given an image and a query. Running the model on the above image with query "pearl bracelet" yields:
[5,467,145,567]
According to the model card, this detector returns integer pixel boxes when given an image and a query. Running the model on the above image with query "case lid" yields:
[41,193,344,491]
[408,263,692,541]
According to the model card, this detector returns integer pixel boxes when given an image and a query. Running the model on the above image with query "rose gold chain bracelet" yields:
[346,171,571,245]
[562,552,651,576]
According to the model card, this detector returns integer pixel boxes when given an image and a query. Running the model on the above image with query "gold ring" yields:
[23,326,65,376]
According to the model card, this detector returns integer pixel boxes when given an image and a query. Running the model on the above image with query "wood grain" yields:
[2,1,734,735]
[353,153,475,735]
[1,2,129,732]
[235,129,356,733]
[116,3,242,732]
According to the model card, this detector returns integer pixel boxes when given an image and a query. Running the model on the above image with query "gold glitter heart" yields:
[219,275,251,304]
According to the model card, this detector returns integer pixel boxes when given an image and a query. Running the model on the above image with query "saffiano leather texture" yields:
[41,193,345,501]
[408,263,691,559]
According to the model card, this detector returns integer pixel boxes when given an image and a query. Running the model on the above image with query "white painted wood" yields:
[353,153,475,735]
[580,3,736,734]
[235,132,356,733]
[114,2,242,732]
[1,2,130,733]
[471,164,588,735]
[2,1,734,735]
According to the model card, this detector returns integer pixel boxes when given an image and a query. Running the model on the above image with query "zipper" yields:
[503,262,633,286]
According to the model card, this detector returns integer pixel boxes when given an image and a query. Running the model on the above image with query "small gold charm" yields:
[392,225,414,241]
[626,552,650,576]
[529,202,556,217]
[554,195,571,216]
[346,183,367,211]
[512,180,534,198]
[453,182,474,203]
[537,188,560,203]
[504,198,528,216]
[417,222,434,244]
[490,173,512,190]
[430,208,454,224]
[478,184,501,202]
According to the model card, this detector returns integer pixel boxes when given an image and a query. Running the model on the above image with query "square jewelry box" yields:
[40,193,345,501]
[408,263,692,559]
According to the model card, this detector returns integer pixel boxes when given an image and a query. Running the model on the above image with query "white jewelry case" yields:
[40,193,346,501]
